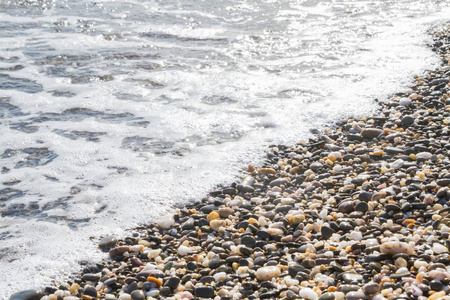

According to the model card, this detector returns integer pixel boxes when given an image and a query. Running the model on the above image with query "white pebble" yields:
[213,272,227,282]
[157,215,174,229]
[119,294,131,300]
[299,287,318,300]
[391,159,404,169]
[284,277,299,286]
[349,231,362,241]
[178,245,193,256]
[281,198,295,205]
[414,260,428,269]
[433,243,448,254]
[255,266,281,281]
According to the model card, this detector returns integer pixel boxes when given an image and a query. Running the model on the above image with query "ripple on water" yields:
[0,74,43,93]
[0,147,58,168]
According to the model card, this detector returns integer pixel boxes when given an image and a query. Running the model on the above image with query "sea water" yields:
[0,0,449,297]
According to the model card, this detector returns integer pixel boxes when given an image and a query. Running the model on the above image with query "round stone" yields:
[401,115,415,126]
[130,290,146,300]
[83,286,98,298]
[241,235,256,248]
[355,202,369,213]
[363,282,380,294]
[430,279,443,291]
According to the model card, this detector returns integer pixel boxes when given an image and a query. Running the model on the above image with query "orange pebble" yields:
[147,276,163,287]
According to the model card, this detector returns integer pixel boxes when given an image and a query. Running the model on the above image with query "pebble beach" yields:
[10,24,450,300]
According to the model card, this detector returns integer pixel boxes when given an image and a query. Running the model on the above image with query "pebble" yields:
[255,266,281,281]
[355,202,369,213]
[99,235,117,249]
[321,226,336,239]
[299,288,318,300]
[318,292,336,300]
[380,242,414,255]
[433,243,448,254]
[130,290,145,300]
[363,282,380,294]
[156,215,174,229]
[345,291,369,300]
[342,273,363,283]
[9,290,44,300]
[360,128,383,139]
[109,246,130,258]
[194,286,214,298]
[83,286,98,297]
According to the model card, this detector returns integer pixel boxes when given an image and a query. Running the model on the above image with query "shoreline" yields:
[11,24,450,300]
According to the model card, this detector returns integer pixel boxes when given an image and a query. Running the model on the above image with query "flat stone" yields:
[275,205,293,213]
[257,230,272,239]
[380,241,414,255]
[181,218,195,230]
[104,278,118,286]
[321,226,336,239]
[218,207,235,218]
[160,286,171,297]
[82,273,101,282]
[98,235,117,249]
[391,159,404,169]
[236,184,254,193]
[199,276,215,284]
[339,200,355,213]
[342,272,363,283]
[311,162,323,170]
[270,178,288,187]
[384,147,404,154]
[241,235,256,248]
[109,246,130,259]
[385,204,401,213]
[339,221,353,231]
[288,265,307,277]
[10,290,44,300]
[437,179,450,187]
[195,286,215,298]
[358,192,373,202]
[416,152,432,161]
[318,292,336,300]
[363,282,380,294]
[346,291,369,300]
[164,277,181,290]
[361,128,383,139]
[341,285,360,293]
[260,291,280,299]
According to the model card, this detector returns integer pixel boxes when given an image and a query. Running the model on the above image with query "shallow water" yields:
[0,0,449,296]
